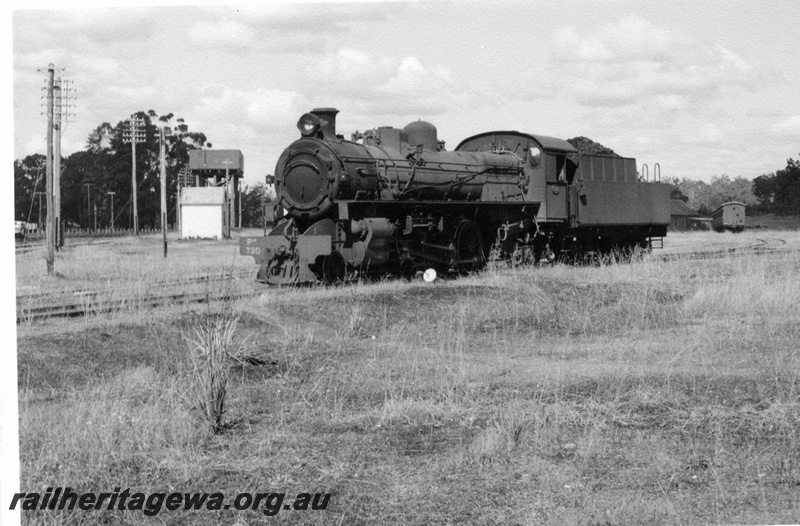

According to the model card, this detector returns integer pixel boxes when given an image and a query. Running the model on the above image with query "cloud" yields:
[551,15,753,108]
[190,86,307,133]
[72,56,120,76]
[187,3,395,54]
[305,47,466,118]
[771,115,800,136]
[554,16,674,64]
[13,8,159,48]
[693,123,723,145]
[14,49,70,72]
[186,20,257,49]
[105,85,156,99]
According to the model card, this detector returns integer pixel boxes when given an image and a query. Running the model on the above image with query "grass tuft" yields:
[183,310,239,433]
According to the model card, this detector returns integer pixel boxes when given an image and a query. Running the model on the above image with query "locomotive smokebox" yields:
[311,108,339,140]
[404,120,438,151]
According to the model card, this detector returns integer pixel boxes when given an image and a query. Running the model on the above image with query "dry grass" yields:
[184,309,239,433]
[747,213,800,230]
[15,231,800,524]
[14,231,257,296]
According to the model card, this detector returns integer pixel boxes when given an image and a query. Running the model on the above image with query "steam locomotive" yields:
[240,108,671,285]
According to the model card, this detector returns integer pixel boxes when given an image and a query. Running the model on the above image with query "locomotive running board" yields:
[336,199,541,218]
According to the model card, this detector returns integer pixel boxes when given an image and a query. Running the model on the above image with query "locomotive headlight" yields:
[297,113,321,137]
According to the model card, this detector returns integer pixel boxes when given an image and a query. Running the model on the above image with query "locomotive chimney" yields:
[310,108,339,140]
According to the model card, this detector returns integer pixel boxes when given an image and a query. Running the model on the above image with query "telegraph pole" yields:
[222,159,232,236]
[177,166,189,235]
[123,115,145,235]
[35,192,45,231]
[45,64,55,275]
[51,74,74,248]
[108,191,115,230]
[53,78,61,250]
[84,183,93,231]
[159,126,168,258]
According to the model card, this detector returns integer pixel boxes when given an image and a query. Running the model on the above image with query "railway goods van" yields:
[712,202,746,232]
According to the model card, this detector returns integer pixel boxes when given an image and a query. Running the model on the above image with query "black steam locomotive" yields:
[240,108,671,285]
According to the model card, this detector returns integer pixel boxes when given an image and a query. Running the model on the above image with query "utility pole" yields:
[51,73,74,248]
[108,191,115,230]
[35,192,46,231]
[93,203,98,232]
[238,180,243,229]
[84,183,93,231]
[45,64,55,275]
[53,78,61,250]
[123,115,145,235]
[177,166,189,235]
[222,159,233,237]
[159,126,169,258]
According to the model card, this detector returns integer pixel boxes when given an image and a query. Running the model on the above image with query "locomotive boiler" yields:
[240,108,671,285]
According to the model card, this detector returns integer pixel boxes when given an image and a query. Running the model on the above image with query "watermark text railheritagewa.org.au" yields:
[9,487,331,516]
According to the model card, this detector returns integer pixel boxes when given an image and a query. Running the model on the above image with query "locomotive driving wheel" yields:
[453,220,484,272]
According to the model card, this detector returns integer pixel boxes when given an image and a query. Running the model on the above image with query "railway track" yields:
[17,237,795,323]
[15,239,111,255]
[653,237,791,263]
[17,289,260,322]
[16,269,258,323]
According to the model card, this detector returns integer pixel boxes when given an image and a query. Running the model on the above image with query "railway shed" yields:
[179,187,230,239]
[669,199,700,231]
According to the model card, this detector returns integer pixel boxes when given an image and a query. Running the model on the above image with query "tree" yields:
[22,110,212,231]
[14,154,46,223]
[60,148,126,229]
[672,175,757,215]
[239,183,275,228]
[752,173,777,213]
[86,123,116,153]
[753,156,800,215]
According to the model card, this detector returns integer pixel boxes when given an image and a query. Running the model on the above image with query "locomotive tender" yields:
[240,108,671,285]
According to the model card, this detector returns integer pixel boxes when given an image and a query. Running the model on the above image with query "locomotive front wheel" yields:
[321,251,346,285]
[399,259,416,281]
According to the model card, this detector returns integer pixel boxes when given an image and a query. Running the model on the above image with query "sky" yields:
[9,0,800,185]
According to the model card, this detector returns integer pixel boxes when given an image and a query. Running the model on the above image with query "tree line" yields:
[666,155,799,216]
[14,110,275,231]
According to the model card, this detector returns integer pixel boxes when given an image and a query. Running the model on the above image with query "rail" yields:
[653,237,790,263]
[16,269,257,323]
